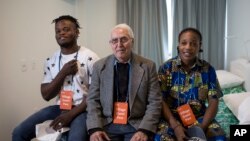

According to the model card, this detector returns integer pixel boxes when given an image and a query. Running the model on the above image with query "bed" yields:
[215,58,250,138]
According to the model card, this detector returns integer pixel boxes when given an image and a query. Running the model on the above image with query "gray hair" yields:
[111,23,134,39]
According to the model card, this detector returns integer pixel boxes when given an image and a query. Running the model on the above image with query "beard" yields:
[58,40,74,48]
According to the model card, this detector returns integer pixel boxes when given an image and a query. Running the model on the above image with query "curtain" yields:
[117,0,168,68]
[172,0,226,69]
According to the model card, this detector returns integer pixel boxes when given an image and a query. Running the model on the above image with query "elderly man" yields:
[86,23,162,141]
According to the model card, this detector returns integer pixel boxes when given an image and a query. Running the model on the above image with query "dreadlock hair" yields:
[52,15,81,29]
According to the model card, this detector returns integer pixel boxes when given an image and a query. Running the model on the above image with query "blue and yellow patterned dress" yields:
[155,56,227,141]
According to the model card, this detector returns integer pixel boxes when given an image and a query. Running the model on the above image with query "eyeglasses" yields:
[109,37,132,45]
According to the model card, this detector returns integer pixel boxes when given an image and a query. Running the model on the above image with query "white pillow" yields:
[238,96,250,124]
[223,92,250,124]
[216,70,244,89]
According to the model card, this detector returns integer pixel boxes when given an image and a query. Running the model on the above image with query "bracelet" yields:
[172,124,181,130]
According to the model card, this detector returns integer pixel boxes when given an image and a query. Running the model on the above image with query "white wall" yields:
[0,0,115,140]
[76,0,115,57]
[227,0,250,69]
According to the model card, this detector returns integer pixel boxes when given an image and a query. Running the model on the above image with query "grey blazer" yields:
[86,53,162,133]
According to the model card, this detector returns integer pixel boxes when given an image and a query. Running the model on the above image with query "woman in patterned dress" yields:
[155,27,226,141]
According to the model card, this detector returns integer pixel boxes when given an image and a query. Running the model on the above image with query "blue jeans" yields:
[104,123,137,141]
[12,105,88,141]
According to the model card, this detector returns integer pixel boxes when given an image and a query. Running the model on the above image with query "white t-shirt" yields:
[42,46,99,105]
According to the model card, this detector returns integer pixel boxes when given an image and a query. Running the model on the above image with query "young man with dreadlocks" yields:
[12,15,99,141]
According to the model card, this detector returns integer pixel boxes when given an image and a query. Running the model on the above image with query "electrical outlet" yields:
[20,59,28,72]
